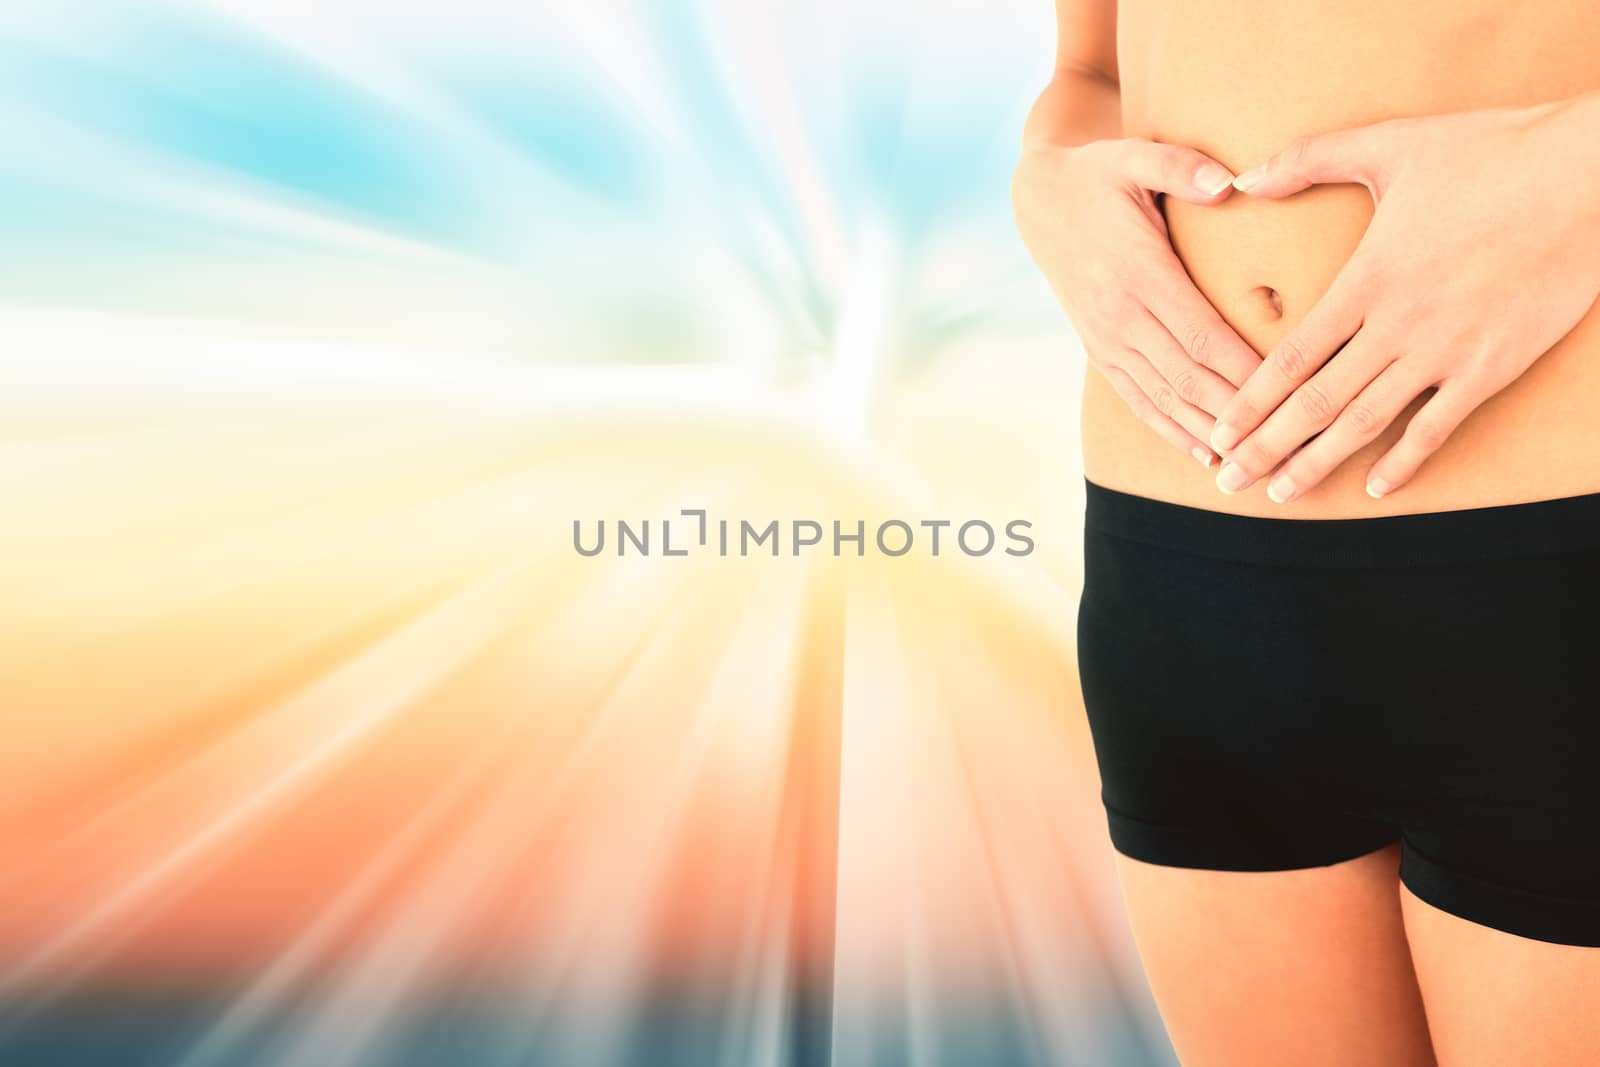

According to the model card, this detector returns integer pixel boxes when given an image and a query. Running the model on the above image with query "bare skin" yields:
[1401,885,1600,1067]
[1117,845,1436,1067]
[1099,0,1600,517]
[1015,1,1600,1063]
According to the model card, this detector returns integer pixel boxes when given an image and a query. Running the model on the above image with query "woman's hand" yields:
[1013,138,1263,466]
[1209,97,1600,502]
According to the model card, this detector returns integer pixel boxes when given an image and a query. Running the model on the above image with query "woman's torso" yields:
[1083,0,1600,517]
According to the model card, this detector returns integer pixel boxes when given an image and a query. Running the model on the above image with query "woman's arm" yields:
[1022,0,1120,147]
[1207,91,1600,501]
[1012,0,1263,466]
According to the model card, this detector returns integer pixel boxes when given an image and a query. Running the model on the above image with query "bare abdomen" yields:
[1084,0,1600,516]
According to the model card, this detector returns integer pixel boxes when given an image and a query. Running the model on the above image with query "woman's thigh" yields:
[1115,844,1436,1067]
[1401,886,1600,1067]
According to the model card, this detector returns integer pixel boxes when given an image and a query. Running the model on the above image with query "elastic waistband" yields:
[1083,477,1600,568]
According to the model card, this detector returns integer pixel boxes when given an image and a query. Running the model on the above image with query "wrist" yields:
[1525,90,1600,201]
[1557,93,1600,289]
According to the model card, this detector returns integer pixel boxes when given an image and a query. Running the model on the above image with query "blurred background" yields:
[0,1,1175,1064]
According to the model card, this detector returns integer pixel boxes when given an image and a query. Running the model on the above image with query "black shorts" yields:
[1076,477,1600,947]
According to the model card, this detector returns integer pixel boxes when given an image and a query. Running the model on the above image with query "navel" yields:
[1252,285,1284,320]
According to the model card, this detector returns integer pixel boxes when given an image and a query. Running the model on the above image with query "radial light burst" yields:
[0,1,1175,1064]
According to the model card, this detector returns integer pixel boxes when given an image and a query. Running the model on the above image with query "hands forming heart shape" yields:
[1013,93,1600,501]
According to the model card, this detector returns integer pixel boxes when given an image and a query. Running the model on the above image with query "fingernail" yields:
[1210,422,1241,451]
[1232,164,1267,192]
[1366,476,1391,499]
[1216,463,1248,494]
[1267,474,1297,504]
[1192,447,1216,468]
[1194,163,1235,196]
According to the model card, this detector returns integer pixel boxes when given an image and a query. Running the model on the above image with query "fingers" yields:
[1260,359,1424,504]
[1214,330,1393,496]
[1231,123,1398,200]
[1143,263,1265,388]
[1211,260,1370,455]
[1098,361,1218,468]
[1117,140,1238,204]
[1118,348,1219,448]
[1365,380,1478,498]
[1131,314,1240,417]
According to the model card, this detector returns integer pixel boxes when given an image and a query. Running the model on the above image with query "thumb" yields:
[1117,141,1238,204]
[1231,124,1392,199]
